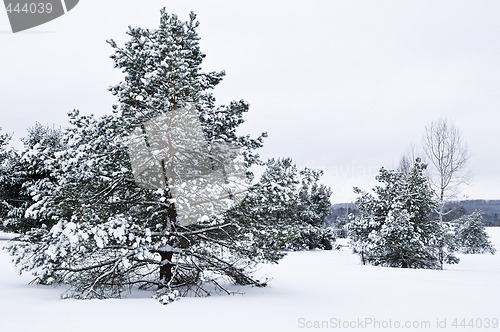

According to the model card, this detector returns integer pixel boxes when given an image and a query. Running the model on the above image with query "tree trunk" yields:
[401,254,408,268]
[158,159,177,286]
[159,251,174,283]
[439,185,444,223]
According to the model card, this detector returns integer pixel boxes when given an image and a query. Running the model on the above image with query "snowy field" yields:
[1,229,499,332]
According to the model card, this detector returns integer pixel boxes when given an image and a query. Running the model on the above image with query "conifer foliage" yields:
[0,129,14,230]
[230,158,334,252]
[457,210,496,254]
[348,159,459,269]
[1,124,65,233]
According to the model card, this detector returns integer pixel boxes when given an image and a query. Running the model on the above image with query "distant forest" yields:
[327,200,500,236]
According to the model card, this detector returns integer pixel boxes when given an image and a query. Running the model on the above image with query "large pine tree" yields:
[7,10,293,301]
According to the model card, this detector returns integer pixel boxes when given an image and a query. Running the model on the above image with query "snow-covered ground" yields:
[1,229,499,332]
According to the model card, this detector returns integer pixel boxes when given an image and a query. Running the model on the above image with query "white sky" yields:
[1,0,499,203]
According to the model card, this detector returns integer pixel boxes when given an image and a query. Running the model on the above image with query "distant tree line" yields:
[328,199,500,235]
[441,200,500,226]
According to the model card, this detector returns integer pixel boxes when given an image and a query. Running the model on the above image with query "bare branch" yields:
[422,118,471,221]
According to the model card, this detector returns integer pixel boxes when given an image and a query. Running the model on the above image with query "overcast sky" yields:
[1,0,499,203]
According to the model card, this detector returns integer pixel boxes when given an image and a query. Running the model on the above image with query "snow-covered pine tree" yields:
[0,128,9,162]
[348,158,458,269]
[457,210,496,254]
[229,158,333,251]
[0,124,64,233]
[296,167,334,249]
[7,10,301,301]
[0,128,13,230]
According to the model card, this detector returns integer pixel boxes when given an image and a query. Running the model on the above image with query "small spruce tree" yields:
[349,159,459,269]
[457,210,496,254]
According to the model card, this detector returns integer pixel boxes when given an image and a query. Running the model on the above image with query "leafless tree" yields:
[423,118,471,222]
[398,143,424,175]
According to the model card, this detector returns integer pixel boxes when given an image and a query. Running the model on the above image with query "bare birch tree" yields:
[423,118,471,222]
